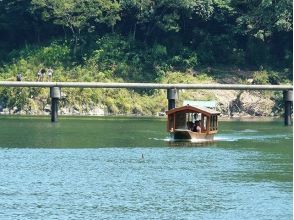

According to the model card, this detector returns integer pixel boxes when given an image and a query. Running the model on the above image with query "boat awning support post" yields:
[283,90,293,126]
[50,87,61,122]
[167,88,178,110]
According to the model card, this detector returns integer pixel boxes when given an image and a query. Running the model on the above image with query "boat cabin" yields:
[166,105,220,134]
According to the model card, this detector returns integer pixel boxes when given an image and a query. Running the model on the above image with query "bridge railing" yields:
[0,81,292,90]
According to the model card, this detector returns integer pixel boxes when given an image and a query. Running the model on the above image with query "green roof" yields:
[183,100,217,108]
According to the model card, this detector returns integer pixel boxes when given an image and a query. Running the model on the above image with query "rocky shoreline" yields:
[0,81,284,118]
[0,107,282,119]
[0,111,283,124]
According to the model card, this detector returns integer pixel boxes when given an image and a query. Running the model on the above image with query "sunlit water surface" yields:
[0,117,292,219]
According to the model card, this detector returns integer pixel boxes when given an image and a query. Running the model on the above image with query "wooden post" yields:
[283,90,293,126]
[50,87,61,122]
[167,88,177,110]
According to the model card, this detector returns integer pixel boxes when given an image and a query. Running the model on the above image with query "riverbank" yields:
[0,40,290,117]
[0,85,284,118]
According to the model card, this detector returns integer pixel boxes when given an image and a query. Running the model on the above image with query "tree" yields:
[232,0,292,40]
[0,1,36,46]
[31,0,121,55]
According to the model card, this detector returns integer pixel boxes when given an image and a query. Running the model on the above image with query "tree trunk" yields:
[133,23,137,40]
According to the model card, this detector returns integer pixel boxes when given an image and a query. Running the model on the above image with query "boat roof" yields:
[183,100,217,108]
[166,105,220,116]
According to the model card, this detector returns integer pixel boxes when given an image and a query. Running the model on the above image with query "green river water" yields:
[0,116,292,219]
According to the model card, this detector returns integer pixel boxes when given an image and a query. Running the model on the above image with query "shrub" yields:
[252,71,269,84]
[170,49,198,70]
[90,34,199,81]
[8,41,71,67]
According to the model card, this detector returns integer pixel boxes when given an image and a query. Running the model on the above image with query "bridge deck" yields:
[0,81,292,90]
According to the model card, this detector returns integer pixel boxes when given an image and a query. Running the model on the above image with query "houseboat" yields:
[166,105,220,142]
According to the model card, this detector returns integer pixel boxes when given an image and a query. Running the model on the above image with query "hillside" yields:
[0,37,290,117]
[0,1,292,117]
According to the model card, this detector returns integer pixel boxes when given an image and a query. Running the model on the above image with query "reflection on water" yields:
[0,117,292,219]
[237,129,259,133]
[215,133,289,142]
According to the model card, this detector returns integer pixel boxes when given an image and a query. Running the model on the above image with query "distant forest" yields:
[0,0,292,70]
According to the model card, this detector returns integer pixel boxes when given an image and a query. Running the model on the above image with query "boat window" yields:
[175,112,186,129]
[186,113,191,122]
[210,116,214,131]
[203,116,207,131]
[186,112,200,130]
[168,114,174,131]
[210,115,218,131]
[193,113,201,122]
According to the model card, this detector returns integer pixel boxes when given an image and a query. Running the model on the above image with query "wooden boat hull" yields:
[170,129,214,142]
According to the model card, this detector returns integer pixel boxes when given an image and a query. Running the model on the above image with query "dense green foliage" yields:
[0,0,292,69]
[0,0,292,115]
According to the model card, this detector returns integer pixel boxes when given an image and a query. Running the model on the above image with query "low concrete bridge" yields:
[0,81,292,125]
[0,81,292,90]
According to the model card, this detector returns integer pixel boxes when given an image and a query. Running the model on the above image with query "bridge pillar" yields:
[50,87,61,122]
[167,88,178,110]
[283,90,293,126]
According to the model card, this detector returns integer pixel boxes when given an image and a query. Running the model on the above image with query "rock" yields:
[44,104,51,112]
[213,90,238,116]
[247,78,254,84]
[239,91,274,116]
[93,107,105,116]
[12,106,18,112]
[157,112,165,117]
[60,108,70,115]
[2,108,9,114]
[19,110,26,115]
[71,108,80,115]
[61,92,67,98]
[211,88,276,117]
